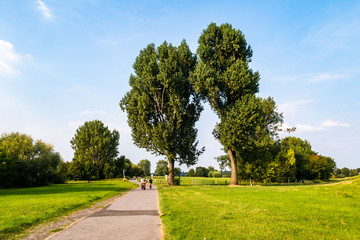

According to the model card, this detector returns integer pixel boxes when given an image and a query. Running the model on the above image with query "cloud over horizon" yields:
[292,120,351,133]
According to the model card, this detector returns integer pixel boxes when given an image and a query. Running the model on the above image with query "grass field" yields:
[0,180,138,239]
[153,176,231,185]
[158,176,360,240]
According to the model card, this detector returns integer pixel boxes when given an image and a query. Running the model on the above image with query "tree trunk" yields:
[167,157,175,185]
[228,148,238,185]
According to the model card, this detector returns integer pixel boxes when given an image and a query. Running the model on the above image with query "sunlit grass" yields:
[0,180,137,239]
[158,176,360,240]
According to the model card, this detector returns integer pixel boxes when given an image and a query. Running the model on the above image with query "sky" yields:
[0,0,359,172]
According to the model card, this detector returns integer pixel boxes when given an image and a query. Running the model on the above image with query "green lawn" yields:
[0,180,138,239]
[158,176,360,240]
[153,176,231,185]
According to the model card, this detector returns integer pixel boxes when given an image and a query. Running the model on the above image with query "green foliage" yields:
[120,40,204,184]
[212,171,221,178]
[195,166,208,177]
[0,180,138,239]
[138,159,151,176]
[186,168,195,177]
[155,160,169,176]
[190,22,259,116]
[174,167,182,177]
[70,120,120,180]
[279,137,335,181]
[190,23,285,185]
[130,164,143,177]
[0,132,66,188]
[334,167,359,178]
[215,154,230,172]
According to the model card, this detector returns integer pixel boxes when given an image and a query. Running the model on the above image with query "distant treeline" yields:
[186,137,339,183]
[0,132,67,188]
[334,167,360,178]
[0,130,150,189]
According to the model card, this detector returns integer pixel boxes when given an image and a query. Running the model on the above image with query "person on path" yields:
[141,177,147,190]
[149,178,153,189]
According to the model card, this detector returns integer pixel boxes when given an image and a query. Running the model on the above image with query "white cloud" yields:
[295,124,324,133]
[290,120,351,133]
[81,110,107,115]
[37,0,53,18]
[0,40,20,76]
[278,99,313,116]
[321,120,350,128]
[306,73,346,83]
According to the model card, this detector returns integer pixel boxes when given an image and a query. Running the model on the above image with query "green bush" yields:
[212,171,221,178]
[174,177,180,185]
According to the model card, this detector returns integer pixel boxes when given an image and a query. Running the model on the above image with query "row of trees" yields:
[334,167,360,178]
[186,166,222,178]
[0,121,154,188]
[0,132,67,188]
[120,22,300,185]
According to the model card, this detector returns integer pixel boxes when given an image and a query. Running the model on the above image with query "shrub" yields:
[212,171,221,178]
[174,177,180,185]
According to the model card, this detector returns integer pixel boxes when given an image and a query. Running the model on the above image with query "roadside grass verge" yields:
[0,179,138,239]
[158,176,360,240]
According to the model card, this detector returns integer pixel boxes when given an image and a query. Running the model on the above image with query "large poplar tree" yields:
[191,23,283,185]
[120,40,203,185]
[190,23,259,185]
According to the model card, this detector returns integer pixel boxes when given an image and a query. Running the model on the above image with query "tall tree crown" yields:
[191,23,260,115]
[120,40,203,166]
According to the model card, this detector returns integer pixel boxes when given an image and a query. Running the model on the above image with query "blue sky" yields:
[1,0,359,172]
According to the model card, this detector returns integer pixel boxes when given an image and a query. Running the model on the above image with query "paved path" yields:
[51,180,161,240]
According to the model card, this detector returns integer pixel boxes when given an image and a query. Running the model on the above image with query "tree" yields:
[307,155,335,181]
[349,169,359,177]
[341,167,350,177]
[138,159,151,176]
[0,132,65,187]
[195,166,208,177]
[215,154,230,173]
[174,167,181,177]
[0,147,14,188]
[214,95,283,185]
[187,168,195,177]
[280,137,314,180]
[155,160,169,176]
[190,23,263,185]
[70,120,120,180]
[120,41,204,185]
[212,171,221,178]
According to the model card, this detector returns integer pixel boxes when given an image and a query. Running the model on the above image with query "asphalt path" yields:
[50,180,161,240]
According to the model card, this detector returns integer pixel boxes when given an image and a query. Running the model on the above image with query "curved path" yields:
[50,180,161,240]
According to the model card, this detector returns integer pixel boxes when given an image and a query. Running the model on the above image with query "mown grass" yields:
[158,176,360,240]
[153,176,231,185]
[0,180,138,239]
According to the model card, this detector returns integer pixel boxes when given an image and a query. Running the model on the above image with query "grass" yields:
[158,176,360,240]
[153,176,231,185]
[0,179,138,239]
